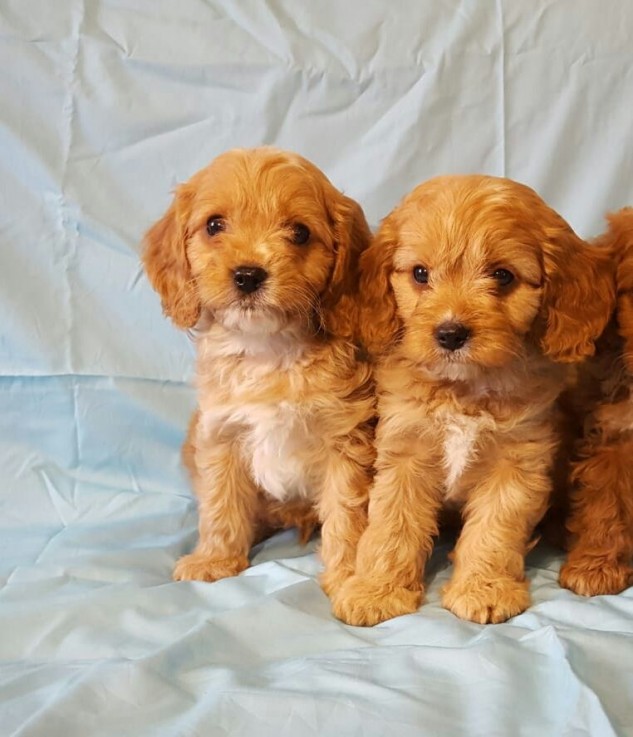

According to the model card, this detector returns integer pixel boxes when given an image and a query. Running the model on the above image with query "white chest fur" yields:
[245,401,320,501]
[199,401,321,503]
[197,321,323,503]
[441,413,484,496]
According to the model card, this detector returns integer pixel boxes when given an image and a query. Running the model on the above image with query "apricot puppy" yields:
[334,175,614,625]
[560,208,633,596]
[143,147,375,597]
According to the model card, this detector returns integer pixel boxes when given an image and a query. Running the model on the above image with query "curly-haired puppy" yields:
[560,208,633,596]
[143,147,375,597]
[333,174,615,625]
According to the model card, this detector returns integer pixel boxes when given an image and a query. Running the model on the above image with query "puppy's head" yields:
[143,147,370,337]
[361,175,615,379]
[601,208,633,371]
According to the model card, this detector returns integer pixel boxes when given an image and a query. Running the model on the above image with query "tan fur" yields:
[143,147,374,598]
[333,175,615,625]
[560,208,633,596]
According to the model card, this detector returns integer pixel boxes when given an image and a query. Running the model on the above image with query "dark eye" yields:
[206,215,226,236]
[492,268,515,287]
[290,223,311,246]
[412,265,429,284]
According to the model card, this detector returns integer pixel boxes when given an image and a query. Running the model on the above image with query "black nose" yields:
[435,322,471,351]
[233,265,268,294]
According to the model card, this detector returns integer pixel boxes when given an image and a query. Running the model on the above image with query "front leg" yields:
[318,430,374,599]
[332,435,443,626]
[174,424,259,582]
[442,436,554,623]
[560,438,633,596]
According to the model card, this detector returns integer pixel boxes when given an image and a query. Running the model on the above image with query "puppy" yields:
[560,208,633,596]
[143,147,375,597]
[333,174,615,625]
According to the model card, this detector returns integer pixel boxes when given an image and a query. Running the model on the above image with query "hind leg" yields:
[258,498,321,545]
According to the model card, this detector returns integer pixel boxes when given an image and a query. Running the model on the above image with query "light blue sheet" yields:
[1,2,632,735]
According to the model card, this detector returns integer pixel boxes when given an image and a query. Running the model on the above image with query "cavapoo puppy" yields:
[333,174,615,626]
[143,147,375,597]
[560,208,633,596]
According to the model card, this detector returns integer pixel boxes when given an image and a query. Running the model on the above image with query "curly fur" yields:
[560,208,633,596]
[333,175,615,625]
[143,147,375,598]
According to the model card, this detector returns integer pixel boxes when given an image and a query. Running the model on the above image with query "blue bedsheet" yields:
[1,2,632,735]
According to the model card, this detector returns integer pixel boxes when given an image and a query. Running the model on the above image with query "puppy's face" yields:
[144,148,369,335]
[361,175,615,377]
[186,152,340,333]
[390,187,544,378]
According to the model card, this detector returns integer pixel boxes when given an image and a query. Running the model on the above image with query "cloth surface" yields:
[1,2,632,735]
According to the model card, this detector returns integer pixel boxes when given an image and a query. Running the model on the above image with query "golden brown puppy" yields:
[333,174,615,625]
[560,208,633,596]
[143,147,375,597]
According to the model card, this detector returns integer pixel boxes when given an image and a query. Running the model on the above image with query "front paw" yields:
[560,558,633,596]
[173,553,249,582]
[442,575,530,624]
[332,576,422,626]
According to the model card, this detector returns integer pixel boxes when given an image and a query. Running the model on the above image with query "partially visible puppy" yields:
[333,175,615,626]
[143,147,375,598]
[560,208,633,596]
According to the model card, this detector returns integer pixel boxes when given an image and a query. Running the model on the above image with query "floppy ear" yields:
[142,185,200,330]
[357,213,401,358]
[318,192,372,340]
[608,208,633,372]
[540,221,615,363]
[618,283,633,373]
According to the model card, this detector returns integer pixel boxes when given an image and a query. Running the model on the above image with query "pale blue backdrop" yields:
[1,2,632,735]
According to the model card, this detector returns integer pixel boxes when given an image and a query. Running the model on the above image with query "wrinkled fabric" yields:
[1,2,632,736]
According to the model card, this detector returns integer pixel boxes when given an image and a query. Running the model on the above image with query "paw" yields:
[173,553,249,582]
[442,576,530,624]
[331,576,422,626]
[560,559,633,596]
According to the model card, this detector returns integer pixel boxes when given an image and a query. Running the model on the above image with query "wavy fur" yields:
[143,147,374,598]
[335,175,615,625]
